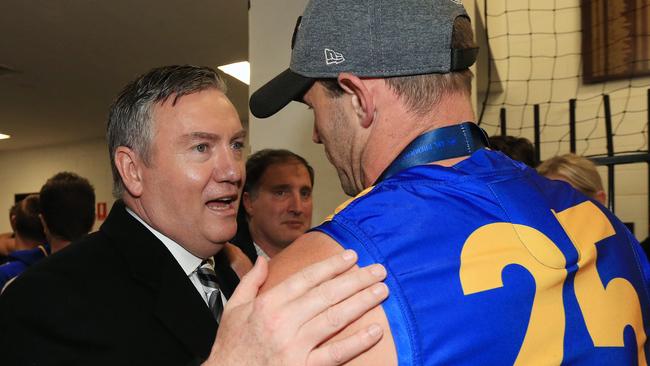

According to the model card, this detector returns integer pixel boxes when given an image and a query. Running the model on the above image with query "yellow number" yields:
[460,223,567,365]
[460,201,647,365]
[556,201,646,365]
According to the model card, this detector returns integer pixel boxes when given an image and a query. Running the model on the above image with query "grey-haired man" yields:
[0,65,388,366]
[250,0,650,364]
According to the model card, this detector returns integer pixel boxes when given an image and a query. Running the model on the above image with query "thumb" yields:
[226,256,268,309]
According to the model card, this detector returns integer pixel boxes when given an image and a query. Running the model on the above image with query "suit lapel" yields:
[154,258,217,360]
[101,200,217,361]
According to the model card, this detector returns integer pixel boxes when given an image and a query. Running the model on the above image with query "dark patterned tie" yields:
[196,260,224,325]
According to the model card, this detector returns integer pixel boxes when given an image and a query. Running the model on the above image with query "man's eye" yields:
[273,190,287,197]
[301,190,312,198]
[195,144,208,153]
[232,141,245,151]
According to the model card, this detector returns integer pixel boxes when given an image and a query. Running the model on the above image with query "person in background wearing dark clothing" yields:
[489,135,537,167]
[232,149,314,261]
[39,171,96,254]
[0,195,47,290]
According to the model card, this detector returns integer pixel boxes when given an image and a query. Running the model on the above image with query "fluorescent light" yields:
[0,134,10,140]
[218,61,250,85]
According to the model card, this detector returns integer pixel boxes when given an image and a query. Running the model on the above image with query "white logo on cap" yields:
[450,0,463,4]
[324,48,345,65]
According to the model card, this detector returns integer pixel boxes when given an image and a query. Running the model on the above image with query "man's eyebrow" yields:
[270,184,291,190]
[181,132,219,141]
[233,129,247,139]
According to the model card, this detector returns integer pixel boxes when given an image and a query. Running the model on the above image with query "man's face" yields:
[303,83,360,196]
[137,88,245,258]
[244,161,313,256]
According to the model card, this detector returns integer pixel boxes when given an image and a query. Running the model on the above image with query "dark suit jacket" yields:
[0,200,239,366]
[230,203,258,264]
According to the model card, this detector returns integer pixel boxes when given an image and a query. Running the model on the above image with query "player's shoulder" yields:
[264,231,343,290]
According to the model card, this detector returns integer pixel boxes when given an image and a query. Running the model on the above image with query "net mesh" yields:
[477,0,650,160]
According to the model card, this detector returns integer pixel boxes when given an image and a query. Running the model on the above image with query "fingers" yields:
[262,250,359,307]
[285,263,387,327]
[225,256,268,309]
[299,281,388,346]
[306,323,384,366]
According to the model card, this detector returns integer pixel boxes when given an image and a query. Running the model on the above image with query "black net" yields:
[477,0,650,160]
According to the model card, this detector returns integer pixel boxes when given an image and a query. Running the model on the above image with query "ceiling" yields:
[0,0,249,152]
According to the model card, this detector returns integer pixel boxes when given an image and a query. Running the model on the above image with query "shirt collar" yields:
[126,208,202,276]
[253,241,270,260]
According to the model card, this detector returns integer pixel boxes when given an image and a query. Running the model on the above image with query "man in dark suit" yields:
[233,149,314,261]
[0,65,389,365]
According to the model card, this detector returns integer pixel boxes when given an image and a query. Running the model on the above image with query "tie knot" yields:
[196,260,219,290]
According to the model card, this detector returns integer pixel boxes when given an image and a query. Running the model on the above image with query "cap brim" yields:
[249,68,315,119]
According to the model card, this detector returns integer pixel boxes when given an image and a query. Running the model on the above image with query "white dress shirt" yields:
[126,208,227,306]
[253,241,270,260]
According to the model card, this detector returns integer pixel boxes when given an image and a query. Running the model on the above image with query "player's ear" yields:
[337,73,375,129]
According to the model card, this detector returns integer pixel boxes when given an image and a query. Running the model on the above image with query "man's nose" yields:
[213,149,243,184]
[312,123,322,144]
[287,192,304,215]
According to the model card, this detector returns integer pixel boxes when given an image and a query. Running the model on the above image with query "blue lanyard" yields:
[376,122,490,183]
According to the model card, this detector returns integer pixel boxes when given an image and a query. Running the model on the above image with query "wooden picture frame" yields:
[581,0,650,83]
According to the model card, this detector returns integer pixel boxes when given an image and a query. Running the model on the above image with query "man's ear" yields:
[114,146,145,197]
[337,73,375,128]
[38,214,51,238]
[9,213,16,231]
[594,190,607,206]
[242,192,254,217]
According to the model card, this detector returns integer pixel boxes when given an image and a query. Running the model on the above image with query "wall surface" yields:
[0,138,114,233]
[249,0,348,224]
[475,0,650,240]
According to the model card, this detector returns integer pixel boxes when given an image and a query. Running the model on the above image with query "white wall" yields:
[0,138,114,233]
[475,0,650,240]
[249,0,348,224]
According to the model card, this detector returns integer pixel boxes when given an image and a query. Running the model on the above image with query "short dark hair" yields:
[489,135,537,168]
[14,195,46,243]
[243,149,315,196]
[39,172,96,242]
[231,149,314,260]
[319,16,475,116]
[107,65,227,197]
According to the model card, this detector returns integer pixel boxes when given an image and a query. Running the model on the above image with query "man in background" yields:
[488,135,537,168]
[233,149,314,261]
[39,171,96,253]
[0,195,46,290]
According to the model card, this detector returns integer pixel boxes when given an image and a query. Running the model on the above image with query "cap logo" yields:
[450,0,463,4]
[324,48,345,65]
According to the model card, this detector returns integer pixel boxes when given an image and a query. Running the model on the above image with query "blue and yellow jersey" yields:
[314,149,650,365]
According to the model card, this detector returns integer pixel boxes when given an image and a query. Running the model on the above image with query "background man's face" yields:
[244,161,313,255]
[138,88,246,258]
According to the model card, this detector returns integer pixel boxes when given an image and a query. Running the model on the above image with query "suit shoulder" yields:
[6,231,115,291]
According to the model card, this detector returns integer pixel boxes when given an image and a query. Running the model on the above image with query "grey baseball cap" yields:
[250,0,478,119]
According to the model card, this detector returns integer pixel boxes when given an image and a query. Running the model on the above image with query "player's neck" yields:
[361,95,475,186]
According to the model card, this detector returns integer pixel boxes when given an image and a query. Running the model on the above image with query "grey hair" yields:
[107,65,227,198]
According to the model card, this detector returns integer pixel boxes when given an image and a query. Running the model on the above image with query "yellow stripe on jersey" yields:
[323,186,376,223]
